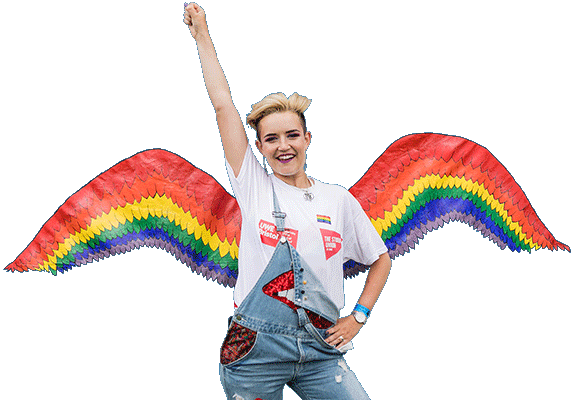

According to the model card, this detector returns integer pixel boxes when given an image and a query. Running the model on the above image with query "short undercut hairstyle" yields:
[246,92,311,140]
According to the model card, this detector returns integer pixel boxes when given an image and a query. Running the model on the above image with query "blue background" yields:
[1,1,574,399]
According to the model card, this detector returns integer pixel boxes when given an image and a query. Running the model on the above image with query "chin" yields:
[273,164,305,177]
[274,170,299,177]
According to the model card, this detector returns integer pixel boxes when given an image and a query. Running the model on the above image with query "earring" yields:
[263,155,268,173]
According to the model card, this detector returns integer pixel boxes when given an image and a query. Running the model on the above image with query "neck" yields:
[273,170,311,188]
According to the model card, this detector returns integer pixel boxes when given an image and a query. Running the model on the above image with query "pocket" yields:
[220,322,258,365]
[307,325,338,351]
[305,309,333,330]
[314,326,351,354]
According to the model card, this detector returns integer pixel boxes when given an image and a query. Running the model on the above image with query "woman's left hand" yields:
[325,315,363,349]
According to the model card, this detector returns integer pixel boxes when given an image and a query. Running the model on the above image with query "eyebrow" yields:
[262,129,301,139]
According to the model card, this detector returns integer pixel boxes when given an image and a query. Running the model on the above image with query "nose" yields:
[278,136,291,151]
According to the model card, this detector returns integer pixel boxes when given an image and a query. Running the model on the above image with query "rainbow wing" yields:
[4,149,241,287]
[5,134,570,283]
[344,133,570,277]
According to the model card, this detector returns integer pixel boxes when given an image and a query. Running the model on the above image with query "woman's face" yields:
[256,111,311,182]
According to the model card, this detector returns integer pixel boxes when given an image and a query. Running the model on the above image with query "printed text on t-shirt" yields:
[320,228,342,260]
[259,220,299,247]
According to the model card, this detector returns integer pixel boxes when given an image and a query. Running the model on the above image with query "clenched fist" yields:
[183,3,208,40]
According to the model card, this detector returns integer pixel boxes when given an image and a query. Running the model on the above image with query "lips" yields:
[276,154,295,164]
[262,270,296,309]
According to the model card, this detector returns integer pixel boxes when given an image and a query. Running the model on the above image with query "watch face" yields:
[354,311,367,324]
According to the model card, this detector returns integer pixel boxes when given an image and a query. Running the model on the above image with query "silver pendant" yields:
[303,192,314,201]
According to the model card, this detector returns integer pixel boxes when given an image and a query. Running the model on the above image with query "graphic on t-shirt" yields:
[320,229,342,260]
[317,214,332,225]
[259,219,299,248]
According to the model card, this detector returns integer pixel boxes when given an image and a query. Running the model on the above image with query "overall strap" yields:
[271,182,286,232]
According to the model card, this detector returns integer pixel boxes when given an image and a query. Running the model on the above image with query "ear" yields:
[305,131,312,149]
[255,139,263,155]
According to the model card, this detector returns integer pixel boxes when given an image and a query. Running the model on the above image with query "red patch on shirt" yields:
[320,229,342,260]
[259,219,298,248]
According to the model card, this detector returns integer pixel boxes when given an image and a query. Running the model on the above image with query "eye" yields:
[264,136,277,143]
[288,133,300,139]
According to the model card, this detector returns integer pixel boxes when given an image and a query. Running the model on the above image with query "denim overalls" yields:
[219,187,370,400]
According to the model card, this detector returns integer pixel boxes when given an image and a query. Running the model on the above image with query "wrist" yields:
[351,303,371,324]
[193,30,211,44]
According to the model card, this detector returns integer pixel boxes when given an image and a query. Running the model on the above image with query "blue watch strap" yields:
[354,303,371,317]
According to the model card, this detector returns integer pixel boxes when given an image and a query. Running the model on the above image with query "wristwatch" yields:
[352,303,371,324]
[352,310,368,324]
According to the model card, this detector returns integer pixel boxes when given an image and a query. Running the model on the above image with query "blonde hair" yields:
[246,92,311,140]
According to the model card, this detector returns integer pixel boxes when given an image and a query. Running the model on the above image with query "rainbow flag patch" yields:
[317,215,331,225]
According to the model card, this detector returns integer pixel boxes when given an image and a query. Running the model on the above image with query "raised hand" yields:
[183,2,208,39]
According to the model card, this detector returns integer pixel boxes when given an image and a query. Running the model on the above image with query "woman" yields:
[184,4,391,399]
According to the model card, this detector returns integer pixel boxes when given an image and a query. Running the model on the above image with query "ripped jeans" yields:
[219,322,370,400]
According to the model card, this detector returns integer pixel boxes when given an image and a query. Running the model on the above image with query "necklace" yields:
[302,178,314,201]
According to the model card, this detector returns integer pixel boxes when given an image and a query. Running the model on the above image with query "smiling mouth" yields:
[276,154,295,164]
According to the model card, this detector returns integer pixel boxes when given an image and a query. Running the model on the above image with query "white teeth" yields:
[277,289,295,301]
[278,155,295,160]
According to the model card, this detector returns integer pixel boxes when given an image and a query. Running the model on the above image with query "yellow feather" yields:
[386,212,395,229]
[209,232,220,252]
[126,205,136,223]
[63,239,73,252]
[407,189,416,202]
[414,178,425,194]
[133,207,142,221]
[182,214,195,235]
[100,216,113,231]
[401,194,411,208]
[397,200,407,216]
[115,208,127,225]
[201,227,211,245]
[108,211,120,229]
[229,239,239,260]
[88,222,101,237]
[219,239,230,258]
[140,203,149,219]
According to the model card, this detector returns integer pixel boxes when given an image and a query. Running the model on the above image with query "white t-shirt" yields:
[226,146,388,310]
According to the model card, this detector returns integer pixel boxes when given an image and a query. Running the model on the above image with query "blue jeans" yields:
[219,327,370,400]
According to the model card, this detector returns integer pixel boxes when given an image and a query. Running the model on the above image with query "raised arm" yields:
[184,3,248,176]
